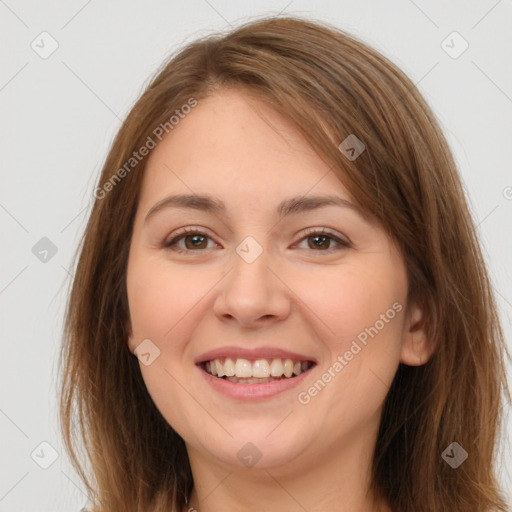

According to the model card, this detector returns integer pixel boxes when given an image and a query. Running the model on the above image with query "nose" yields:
[213,240,291,329]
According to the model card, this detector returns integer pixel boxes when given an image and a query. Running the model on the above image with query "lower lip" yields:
[198,365,315,400]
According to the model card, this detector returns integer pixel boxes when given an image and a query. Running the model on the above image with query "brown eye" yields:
[307,234,332,250]
[164,228,216,253]
[182,233,208,250]
[163,227,350,255]
[297,229,350,252]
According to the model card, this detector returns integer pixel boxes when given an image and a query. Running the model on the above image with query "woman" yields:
[59,15,510,512]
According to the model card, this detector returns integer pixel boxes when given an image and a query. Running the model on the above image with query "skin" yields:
[126,88,435,512]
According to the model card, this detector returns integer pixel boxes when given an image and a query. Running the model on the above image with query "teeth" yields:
[235,359,253,378]
[224,357,236,377]
[226,376,278,384]
[283,359,294,378]
[204,357,312,379]
[252,360,270,378]
[216,359,225,377]
[270,359,283,377]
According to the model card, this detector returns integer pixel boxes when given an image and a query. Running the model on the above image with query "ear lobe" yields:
[399,302,436,366]
[126,318,136,354]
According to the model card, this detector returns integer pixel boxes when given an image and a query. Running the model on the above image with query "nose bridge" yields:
[214,233,290,326]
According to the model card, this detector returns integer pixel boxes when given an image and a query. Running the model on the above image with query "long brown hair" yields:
[57,15,511,512]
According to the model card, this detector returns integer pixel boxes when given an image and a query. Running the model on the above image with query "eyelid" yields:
[163,226,216,248]
[163,226,351,253]
[298,227,351,247]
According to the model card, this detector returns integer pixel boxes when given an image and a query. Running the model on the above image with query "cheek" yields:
[127,255,212,341]
[126,256,212,434]
[293,258,406,412]
[294,261,406,348]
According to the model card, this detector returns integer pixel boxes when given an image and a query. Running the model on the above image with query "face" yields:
[126,88,430,475]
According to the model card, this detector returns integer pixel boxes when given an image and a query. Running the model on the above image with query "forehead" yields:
[138,89,354,211]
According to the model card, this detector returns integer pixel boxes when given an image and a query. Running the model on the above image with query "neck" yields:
[182,420,391,512]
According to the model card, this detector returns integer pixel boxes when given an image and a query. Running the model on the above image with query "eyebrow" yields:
[144,193,366,223]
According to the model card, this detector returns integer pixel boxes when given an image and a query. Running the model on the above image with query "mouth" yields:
[198,357,317,384]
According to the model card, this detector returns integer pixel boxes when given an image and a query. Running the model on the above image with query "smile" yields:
[195,346,317,398]
[203,357,314,383]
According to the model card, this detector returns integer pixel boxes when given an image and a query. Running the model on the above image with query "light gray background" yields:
[1,1,511,510]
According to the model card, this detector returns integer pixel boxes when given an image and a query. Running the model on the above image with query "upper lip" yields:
[195,346,317,365]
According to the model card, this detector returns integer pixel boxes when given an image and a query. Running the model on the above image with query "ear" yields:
[126,317,136,354]
[399,301,436,366]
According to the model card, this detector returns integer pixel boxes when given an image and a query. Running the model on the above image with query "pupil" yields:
[311,235,328,249]
[186,235,206,249]
[185,235,330,250]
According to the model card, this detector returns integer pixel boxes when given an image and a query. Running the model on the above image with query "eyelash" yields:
[163,226,350,255]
